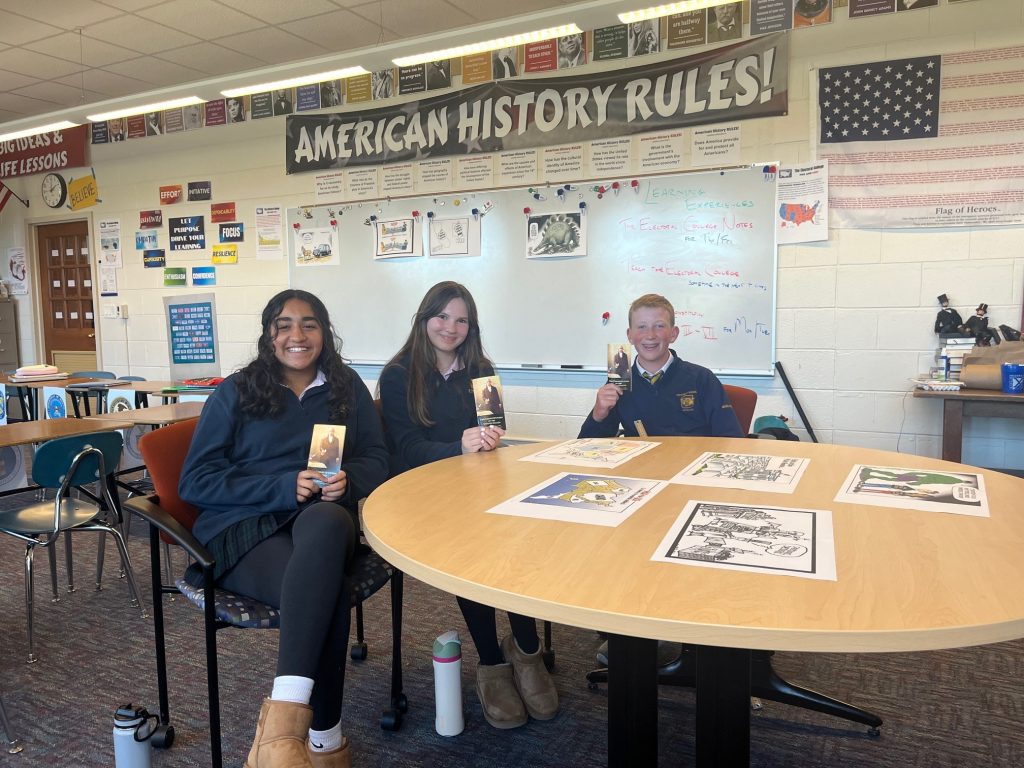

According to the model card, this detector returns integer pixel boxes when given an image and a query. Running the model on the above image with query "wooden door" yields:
[35,221,96,368]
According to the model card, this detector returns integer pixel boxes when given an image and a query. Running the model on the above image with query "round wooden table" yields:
[363,438,1024,767]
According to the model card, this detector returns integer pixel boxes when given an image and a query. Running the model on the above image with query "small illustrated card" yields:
[42,386,67,419]
[486,472,667,526]
[308,424,346,487]
[472,375,506,430]
[651,500,837,580]
[670,452,810,494]
[607,343,632,392]
[834,464,989,517]
[520,438,659,469]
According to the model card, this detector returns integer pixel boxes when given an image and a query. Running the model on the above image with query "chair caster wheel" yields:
[151,724,175,749]
[542,649,555,672]
[587,681,599,691]
[380,708,402,731]
[350,642,367,661]
[868,727,881,738]
[395,693,408,713]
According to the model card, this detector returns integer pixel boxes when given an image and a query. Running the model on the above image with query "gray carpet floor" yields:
[1,493,1023,766]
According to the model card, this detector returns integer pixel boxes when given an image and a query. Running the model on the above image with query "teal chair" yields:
[69,370,117,416]
[0,431,146,662]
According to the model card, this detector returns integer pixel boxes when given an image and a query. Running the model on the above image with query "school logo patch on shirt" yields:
[678,391,697,411]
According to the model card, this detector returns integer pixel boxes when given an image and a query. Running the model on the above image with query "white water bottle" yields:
[432,630,464,736]
[113,704,153,768]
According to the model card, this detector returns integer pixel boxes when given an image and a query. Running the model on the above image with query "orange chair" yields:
[125,418,406,767]
[722,383,757,434]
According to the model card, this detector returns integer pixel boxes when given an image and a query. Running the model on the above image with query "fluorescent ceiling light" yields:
[393,24,583,67]
[0,120,79,142]
[221,66,370,98]
[88,96,204,122]
[619,0,732,23]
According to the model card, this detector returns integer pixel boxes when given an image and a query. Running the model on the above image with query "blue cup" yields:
[1002,363,1024,394]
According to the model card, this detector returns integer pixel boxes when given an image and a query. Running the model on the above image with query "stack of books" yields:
[936,336,977,381]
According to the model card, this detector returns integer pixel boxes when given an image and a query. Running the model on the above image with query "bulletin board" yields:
[287,166,778,375]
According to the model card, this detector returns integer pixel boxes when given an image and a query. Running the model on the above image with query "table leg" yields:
[695,645,751,768]
[942,399,964,463]
[607,635,658,768]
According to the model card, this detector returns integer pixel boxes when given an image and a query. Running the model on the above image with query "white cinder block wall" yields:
[1,0,1022,468]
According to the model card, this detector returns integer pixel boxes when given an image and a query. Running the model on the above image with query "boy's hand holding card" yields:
[308,424,346,488]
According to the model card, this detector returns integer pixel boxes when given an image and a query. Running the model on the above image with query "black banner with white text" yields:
[285,33,788,174]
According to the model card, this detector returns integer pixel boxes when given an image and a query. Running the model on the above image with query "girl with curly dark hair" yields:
[181,289,388,767]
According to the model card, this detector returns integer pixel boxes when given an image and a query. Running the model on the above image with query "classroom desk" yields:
[86,401,204,427]
[0,376,96,421]
[122,381,215,406]
[913,388,1024,462]
[363,437,1024,768]
[0,417,134,448]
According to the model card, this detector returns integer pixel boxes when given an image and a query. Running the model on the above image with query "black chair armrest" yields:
[124,495,215,570]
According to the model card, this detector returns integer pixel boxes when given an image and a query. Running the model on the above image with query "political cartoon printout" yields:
[519,439,659,469]
[671,452,810,493]
[485,472,667,527]
[834,464,989,517]
[651,500,836,580]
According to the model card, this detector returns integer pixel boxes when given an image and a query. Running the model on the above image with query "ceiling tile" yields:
[0,0,124,29]
[349,0,475,38]
[280,10,394,51]
[25,33,142,67]
[218,0,340,25]
[0,48,85,79]
[102,55,207,87]
[136,0,266,38]
[155,41,264,75]
[83,14,201,54]
[0,68,42,91]
[215,27,328,65]
[94,0,168,10]
[56,68,155,98]
[0,10,63,45]
[13,80,108,107]
[0,91,61,113]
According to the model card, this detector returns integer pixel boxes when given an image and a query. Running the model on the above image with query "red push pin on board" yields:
[602,311,610,326]
[612,181,621,195]
[292,222,300,230]
[631,179,640,193]
[523,206,531,215]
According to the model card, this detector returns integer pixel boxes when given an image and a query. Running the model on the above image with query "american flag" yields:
[816,45,1024,228]
[819,55,940,143]
[0,182,13,216]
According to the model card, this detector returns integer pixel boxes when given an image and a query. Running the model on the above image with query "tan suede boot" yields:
[243,698,314,768]
[308,737,350,768]
[475,662,528,729]
[501,635,559,721]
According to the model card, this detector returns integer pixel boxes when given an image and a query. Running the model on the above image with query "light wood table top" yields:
[364,437,1024,654]
[86,401,204,426]
[0,417,134,448]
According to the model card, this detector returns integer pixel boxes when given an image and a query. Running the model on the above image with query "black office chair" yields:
[125,418,407,767]
[585,386,882,733]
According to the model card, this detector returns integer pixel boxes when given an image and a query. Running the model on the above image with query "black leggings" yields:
[220,502,356,730]
[457,597,539,666]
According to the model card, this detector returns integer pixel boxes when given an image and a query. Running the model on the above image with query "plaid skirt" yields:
[184,510,296,588]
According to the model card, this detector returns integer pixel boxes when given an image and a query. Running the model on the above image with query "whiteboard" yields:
[287,167,777,374]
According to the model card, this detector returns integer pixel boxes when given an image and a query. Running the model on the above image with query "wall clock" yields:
[41,172,68,209]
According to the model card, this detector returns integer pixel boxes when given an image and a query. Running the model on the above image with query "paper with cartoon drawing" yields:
[835,464,989,517]
[519,439,659,469]
[671,452,810,493]
[485,472,666,526]
[652,500,836,580]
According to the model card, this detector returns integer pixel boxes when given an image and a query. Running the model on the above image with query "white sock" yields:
[308,720,343,753]
[270,675,314,705]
